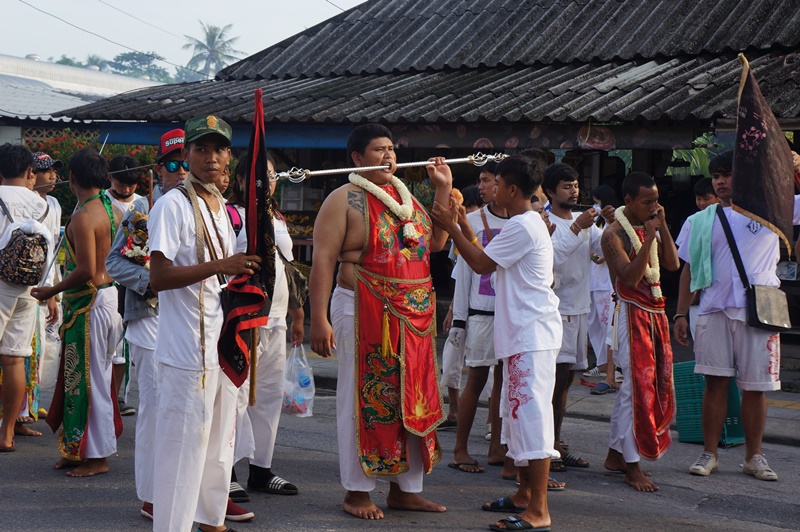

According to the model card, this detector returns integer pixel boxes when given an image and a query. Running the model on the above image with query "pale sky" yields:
[4,0,366,74]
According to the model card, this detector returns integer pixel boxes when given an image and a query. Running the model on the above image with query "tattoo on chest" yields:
[347,190,365,215]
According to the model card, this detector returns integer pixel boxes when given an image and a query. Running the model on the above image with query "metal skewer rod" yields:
[269,152,508,183]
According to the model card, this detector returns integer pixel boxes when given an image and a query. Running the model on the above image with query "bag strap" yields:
[715,205,750,290]
[38,203,49,223]
[0,197,48,224]
[480,206,493,243]
[176,186,227,286]
[0,196,14,224]
[225,204,242,236]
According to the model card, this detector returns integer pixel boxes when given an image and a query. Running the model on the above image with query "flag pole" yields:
[249,327,258,406]
[148,169,154,210]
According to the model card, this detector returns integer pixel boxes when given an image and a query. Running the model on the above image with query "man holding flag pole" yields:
[674,54,794,482]
[148,113,261,532]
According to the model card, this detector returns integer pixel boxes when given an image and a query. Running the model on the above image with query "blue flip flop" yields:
[591,382,617,395]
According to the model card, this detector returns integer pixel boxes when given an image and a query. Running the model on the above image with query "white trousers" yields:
[588,290,613,366]
[84,287,122,459]
[331,286,424,493]
[153,364,237,532]
[608,303,639,463]
[234,325,288,467]
[38,304,61,393]
[500,350,560,466]
[130,342,157,503]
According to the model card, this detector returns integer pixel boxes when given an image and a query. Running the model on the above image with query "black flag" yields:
[218,89,275,387]
[731,53,794,257]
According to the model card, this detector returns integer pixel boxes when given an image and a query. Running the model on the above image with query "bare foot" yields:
[14,423,42,437]
[342,491,384,520]
[54,458,81,469]
[624,463,659,492]
[604,449,651,476]
[67,458,109,477]
[501,457,518,480]
[17,415,34,423]
[386,483,446,512]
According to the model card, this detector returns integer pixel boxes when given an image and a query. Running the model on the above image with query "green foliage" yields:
[25,130,158,224]
[54,55,84,68]
[669,132,715,177]
[173,65,205,83]
[108,51,172,82]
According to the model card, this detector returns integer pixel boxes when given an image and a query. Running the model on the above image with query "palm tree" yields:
[183,21,245,79]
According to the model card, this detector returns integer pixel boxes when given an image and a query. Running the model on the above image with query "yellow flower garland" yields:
[614,206,662,299]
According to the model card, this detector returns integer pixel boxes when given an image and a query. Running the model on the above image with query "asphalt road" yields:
[3,388,799,531]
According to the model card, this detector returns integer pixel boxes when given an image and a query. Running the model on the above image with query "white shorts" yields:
[500,350,560,466]
[694,311,781,392]
[588,290,613,364]
[464,315,497,367]
[0,293,38,357]
[556,313,588,370]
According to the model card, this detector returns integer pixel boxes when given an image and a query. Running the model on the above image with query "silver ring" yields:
[246,261,251,268]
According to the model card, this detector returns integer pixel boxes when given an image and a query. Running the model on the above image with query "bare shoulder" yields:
[319,183,365,215]
[602,221,621,243]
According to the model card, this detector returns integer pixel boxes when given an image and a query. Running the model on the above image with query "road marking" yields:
[766,399,800,410]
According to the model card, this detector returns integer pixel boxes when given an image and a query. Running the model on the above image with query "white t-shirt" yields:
[589,260,612,292]
[794,195,800,225]
[0,186,49,299]
[232,205,293,328]
[676,206,779,321]
[40,195,62,288]
[105,190,142,232]
[126,316,158,350]
[149,189,243,371]
[484,210,562,358]
[549,212,603,315]
[452,205,508,321]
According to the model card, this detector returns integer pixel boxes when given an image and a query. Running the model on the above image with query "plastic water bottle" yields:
[296,365,315,407]
[297,366,312,391]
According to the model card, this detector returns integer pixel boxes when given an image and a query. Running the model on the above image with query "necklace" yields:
[78,194,102,208]
[348,173,420,247]
[614,207,662,300]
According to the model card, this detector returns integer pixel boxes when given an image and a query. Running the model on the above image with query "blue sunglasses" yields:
[162,160,190,173]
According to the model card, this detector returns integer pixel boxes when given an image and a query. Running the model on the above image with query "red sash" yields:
[353,183,444,477]
[615,228,674,460]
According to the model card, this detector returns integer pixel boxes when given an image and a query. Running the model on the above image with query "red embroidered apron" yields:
[353,183,444,477]
[615,227,674,460]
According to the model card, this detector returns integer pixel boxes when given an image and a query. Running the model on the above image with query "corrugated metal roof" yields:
[59,51,800,124]
[220,0,800,81]
[0,54,161,96]
[0,74,102,120]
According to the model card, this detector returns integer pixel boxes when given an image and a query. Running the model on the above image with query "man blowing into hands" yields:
[600,172,680,492]
[309,123,452,520]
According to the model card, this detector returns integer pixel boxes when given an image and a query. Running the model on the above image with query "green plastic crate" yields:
[673,361,745,447]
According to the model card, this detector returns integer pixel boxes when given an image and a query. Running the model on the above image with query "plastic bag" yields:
[282,345,315,417]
